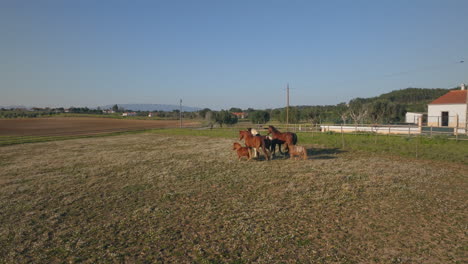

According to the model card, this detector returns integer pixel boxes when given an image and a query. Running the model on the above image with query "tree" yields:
[335,103,349,124]
[368,100,389,124]
[250,110,270,124]
[214,110,238,127]
[229,107,242,113]
[112,104,119,112]
[198,108,212,119]
[348,98,368,124]
[279,107,300,123]
[270,109,281,121]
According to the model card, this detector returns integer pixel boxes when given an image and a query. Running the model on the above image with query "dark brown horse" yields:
[239,130,270,160]
[266,125,298,154]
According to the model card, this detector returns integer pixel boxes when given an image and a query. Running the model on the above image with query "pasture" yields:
[0,132,466,263]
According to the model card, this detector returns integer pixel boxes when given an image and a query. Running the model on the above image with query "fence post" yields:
[415,136,419,158]
[455,114,459,141]
[341,123,345,149]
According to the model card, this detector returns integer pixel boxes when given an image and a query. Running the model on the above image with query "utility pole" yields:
[179,99,182,128]
[286,83,290,129]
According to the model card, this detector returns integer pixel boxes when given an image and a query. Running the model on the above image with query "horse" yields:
[266,125,298,155]
[247,128,272,158]
[288,145,307,160]
[239,130,271,161]
[233,142,251,161]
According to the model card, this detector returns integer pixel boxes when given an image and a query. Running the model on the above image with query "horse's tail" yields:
[292,133,298,145]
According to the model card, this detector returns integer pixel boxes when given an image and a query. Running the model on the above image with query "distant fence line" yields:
[225,122,467,140]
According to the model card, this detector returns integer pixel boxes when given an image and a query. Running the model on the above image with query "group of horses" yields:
[234,125,306,161]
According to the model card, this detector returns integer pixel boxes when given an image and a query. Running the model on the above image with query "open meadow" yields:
[0,130,466,263]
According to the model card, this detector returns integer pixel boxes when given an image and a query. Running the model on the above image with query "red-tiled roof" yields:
[429,90,467,104]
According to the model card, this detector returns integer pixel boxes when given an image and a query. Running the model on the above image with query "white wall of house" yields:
[427,104,467,127]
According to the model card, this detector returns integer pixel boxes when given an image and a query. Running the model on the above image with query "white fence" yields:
[320,125,421,135]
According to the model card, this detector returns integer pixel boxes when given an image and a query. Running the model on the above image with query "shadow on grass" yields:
[307,147,346,160]
[268,147,346,160]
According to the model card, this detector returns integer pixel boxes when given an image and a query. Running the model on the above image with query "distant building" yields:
[232,112,248,119]
[148,112,153,117]
[405,112,425,124]
[103,109,115,114]
[122,112,137,117]
[427,85,467,128]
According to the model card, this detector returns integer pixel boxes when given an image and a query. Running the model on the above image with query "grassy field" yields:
[0,132,466,263]
[151,128,468,164]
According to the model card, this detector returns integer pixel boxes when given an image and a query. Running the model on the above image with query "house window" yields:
[441,111,449,127]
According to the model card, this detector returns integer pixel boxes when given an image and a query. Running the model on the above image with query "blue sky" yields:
[1,0,467,110]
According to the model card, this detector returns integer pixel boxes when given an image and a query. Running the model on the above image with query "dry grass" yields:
[0,133,466,263]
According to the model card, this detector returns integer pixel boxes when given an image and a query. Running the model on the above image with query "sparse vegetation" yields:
[0,133,466,263]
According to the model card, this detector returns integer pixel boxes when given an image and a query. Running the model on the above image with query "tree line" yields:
[0,87,453,124]
[200,87,453,126]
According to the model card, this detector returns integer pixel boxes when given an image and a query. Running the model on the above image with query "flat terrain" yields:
[0,133,466,263]
[0,117,200,136]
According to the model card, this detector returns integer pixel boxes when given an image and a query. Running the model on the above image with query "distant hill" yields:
[0,105,29,109]
[291,87,456,124]
[101,104,201,112]
[368,87,451,103]
[354,87,454,112]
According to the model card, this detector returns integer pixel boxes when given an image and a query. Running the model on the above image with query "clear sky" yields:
[1,0,467,110]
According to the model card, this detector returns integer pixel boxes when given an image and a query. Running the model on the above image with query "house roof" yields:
[429,90,467,104]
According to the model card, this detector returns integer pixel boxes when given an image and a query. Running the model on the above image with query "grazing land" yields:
[0,132,466,263]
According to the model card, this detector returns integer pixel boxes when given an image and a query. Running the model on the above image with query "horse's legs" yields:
[283,142,290,155]
[260,145,270,161]
[278,143,284,155]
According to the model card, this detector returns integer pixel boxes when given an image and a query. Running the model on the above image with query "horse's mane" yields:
[269,125,280,133]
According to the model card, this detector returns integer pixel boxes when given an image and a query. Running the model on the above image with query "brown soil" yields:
[0,117,199,136]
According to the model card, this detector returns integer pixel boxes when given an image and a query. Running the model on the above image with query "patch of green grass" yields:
[151,128,468,164]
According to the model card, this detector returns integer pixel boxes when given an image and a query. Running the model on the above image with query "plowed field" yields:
[0,117,200,136]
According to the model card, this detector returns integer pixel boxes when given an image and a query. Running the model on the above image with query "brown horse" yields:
[289,145,307,160]
[266,125,297,154]
[233,142,251,161]
[239,130,270,160]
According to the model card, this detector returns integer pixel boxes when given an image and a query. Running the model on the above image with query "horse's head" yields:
[239,130,245,140]
[266,125,274,135]
[233,142,241,150]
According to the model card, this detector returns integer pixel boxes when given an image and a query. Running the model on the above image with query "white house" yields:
[405,112,424,124]
[427,85,467,128]
[122,112,137,117]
